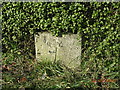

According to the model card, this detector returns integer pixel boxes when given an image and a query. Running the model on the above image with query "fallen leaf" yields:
[2,65,11,71]
[20,77,27,82]
[11,62,16,65]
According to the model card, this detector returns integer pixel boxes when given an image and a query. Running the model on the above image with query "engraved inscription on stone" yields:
[35,32,81,69]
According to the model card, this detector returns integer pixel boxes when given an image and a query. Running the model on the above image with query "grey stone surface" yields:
[35,32,81,69]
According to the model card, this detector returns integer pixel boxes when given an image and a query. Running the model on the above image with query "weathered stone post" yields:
[35,32,81,69]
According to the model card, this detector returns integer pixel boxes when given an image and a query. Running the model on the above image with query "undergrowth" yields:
[2,53,119,89]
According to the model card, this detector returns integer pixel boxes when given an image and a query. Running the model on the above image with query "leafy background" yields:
[2,2,120,89]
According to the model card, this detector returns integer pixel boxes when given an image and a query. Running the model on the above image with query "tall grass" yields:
[2,53,119,89]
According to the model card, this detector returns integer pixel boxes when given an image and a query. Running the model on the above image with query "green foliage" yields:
[2,2,35,56]
[2,2,120,89]
[2,2,119,51]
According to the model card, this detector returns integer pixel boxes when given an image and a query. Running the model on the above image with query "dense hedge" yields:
[2,2,119,73]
